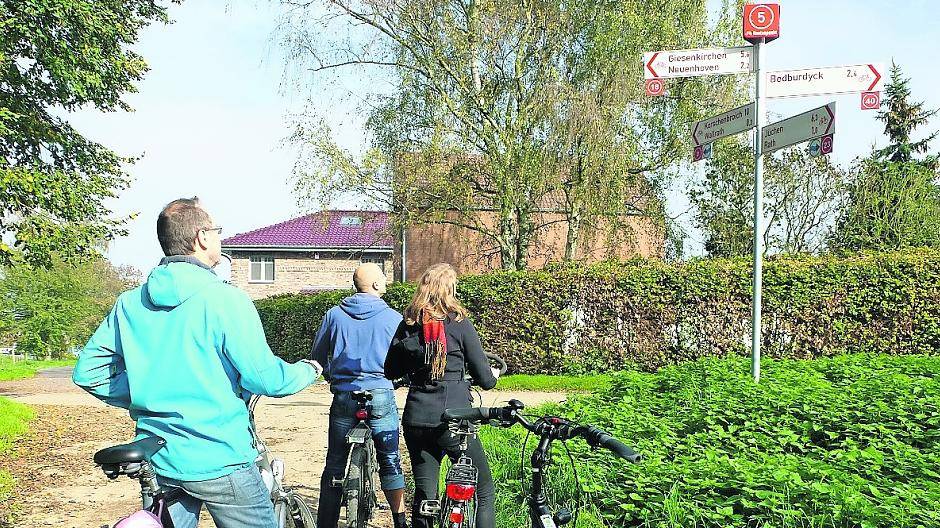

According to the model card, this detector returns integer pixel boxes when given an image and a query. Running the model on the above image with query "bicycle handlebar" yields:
[442,401,642,463]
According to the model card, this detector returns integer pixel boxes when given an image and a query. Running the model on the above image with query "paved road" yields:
[1,366,569,527]
[36,366,73,378]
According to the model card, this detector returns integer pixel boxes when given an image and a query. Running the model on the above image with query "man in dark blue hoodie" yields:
[312,263,406,528]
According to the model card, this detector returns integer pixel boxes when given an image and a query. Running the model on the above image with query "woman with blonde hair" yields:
[385,263,500,528]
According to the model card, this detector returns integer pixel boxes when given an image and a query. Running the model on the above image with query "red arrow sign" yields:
[867,64,882,92]
[824,104,834,135]
[646,52,660,78]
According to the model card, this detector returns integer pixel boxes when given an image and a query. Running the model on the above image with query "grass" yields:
[0,355,70,505]
[0,397,33,501]
[0,356,75,382]
[495,373,613,392]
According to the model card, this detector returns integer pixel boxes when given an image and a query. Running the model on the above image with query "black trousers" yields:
[403,425,495,528]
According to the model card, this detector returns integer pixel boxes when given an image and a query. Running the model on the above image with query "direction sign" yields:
[743,3,780,43]
[766,64,884,99]
[821,134,834,155]
[761,102,835,154]
[645,78,665,96]
[692,102,756,146]
[692,143,714,163]
[861,91,881,110]
[644,46,753,80]
[808,138,821,157]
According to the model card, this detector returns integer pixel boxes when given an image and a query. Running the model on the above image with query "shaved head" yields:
[353,263,387,295]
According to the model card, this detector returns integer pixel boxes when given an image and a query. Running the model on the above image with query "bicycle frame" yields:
[525,422,573,528]
[419,419,480,528]
[440,400,641,528]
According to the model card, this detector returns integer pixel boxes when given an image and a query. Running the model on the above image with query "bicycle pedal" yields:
[376,503,390,511]
[418,500,441,516]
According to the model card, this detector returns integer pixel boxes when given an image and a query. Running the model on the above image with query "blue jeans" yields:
[149,464,276,528]
[317,388,405,528]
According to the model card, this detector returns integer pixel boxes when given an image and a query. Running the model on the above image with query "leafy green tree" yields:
[873,62,938,168]
[830,64,940,251]
[690,139,847,257]
[0,1,174,268]
[0,257,139,359]
[283,0,741,269]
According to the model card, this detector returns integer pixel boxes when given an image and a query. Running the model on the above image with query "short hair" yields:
[157,197,211,256]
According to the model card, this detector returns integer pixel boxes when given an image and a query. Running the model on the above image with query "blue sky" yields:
[68,0,940,272]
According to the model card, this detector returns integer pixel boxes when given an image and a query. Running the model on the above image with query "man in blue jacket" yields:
[311,263,406,528]
[73,197,320,528]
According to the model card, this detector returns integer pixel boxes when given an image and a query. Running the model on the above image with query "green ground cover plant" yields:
[482,354,940,528]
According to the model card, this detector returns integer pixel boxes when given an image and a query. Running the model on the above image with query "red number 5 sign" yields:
[743,3,780,43]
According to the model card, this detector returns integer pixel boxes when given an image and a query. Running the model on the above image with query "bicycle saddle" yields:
[352,390,373,404]
[94,436,167,465]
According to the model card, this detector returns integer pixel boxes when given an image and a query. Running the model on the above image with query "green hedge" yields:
[256,249,940,373]
[484,354,940,527]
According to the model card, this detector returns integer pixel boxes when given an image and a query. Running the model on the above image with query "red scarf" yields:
[422,311,447,381]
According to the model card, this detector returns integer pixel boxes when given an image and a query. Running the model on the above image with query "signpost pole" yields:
[751,40,765,383]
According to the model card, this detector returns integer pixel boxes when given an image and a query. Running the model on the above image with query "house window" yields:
[250,256,275,282]
[361,255,385,273]
[340,216,362,226]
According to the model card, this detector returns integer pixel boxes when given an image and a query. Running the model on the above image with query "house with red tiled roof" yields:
[221,210,394,299]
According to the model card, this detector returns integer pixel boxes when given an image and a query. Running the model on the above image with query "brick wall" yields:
[396,212,662,281]
[227,250,394,300]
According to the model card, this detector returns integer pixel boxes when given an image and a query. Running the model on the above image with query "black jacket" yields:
[385,315,497,427]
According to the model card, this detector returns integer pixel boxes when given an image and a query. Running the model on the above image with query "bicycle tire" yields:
[344,445,371,528]
[274,498,293,528]
[287,491,317,528]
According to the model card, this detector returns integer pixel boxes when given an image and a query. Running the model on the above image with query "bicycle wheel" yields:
[287,491,317,528]
[344,445,373,528]
[274,497,293,528]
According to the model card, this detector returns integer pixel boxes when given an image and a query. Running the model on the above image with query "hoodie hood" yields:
[146,261,222,308]
[339,293,392,320]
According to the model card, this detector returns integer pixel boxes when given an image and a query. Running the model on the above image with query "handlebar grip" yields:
[486,353,508,375]
[442,407,496,422]
[600,436,642,463]
[585,426,642,463]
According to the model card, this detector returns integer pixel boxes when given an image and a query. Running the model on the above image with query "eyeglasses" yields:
[201,226,223,235]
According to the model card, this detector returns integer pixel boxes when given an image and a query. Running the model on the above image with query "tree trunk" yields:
[565,208,582,261]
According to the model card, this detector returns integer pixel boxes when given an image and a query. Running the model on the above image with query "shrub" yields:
[257,249,940,372]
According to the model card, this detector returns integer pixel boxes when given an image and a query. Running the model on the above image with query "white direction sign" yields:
[644,46,753,79]
[761,102,835,154]
[766,64,884,99]
[692,102,756,146]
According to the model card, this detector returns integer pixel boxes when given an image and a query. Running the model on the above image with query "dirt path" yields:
[0,371,567,527]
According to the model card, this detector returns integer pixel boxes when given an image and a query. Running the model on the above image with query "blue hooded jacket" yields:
[73,260,317,481]
[311,293,403,392]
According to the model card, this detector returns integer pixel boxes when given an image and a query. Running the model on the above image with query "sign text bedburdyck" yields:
[765,64,884,98]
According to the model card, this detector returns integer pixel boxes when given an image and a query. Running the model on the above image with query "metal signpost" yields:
[643,2,881,382]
